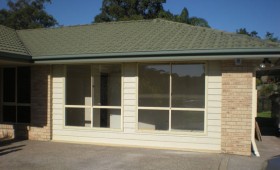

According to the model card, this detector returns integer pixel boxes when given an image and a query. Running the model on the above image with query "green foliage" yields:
[256,78,262,86]
[158,8,210,27]
[265,32,279,42]
[0,0,58,29]
[236,28,280,42]
[94,0,210,28]
[94,0,166,22]
[236,28,260,38]
[257,111,271,118]
[258,84,275,96]
[187,17,209,28]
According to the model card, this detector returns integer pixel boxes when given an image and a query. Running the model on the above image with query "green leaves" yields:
[265,32,279,42]
[236,28,279,42]
[94,0,210,28]
[0,0,58,29]
[94,0,166,22]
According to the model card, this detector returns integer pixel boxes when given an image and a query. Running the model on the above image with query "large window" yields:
[2,67,31,123]
[65,64,122,129]
[138,63,205,132]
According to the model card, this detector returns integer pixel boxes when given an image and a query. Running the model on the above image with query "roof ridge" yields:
[154,18,236,35]
[17,19,155,32]
[15,30,32,56]
[13,18,254,40]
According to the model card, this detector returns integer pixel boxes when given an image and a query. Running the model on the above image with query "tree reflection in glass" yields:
[138,64,170,107]
[172,64,205,108]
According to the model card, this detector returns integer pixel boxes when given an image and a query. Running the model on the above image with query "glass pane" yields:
[138,64,170,107]
[92,65,121,106]
[171,110,204,131]
[172,64,205,108]
[17,67,31,103]
[138,110,169,131]
[3,106,16,122]
[65,108,91,127]
[17,106,30,123]
[3,68,15,102]
[66,65,91,105]
[93,109,121,129]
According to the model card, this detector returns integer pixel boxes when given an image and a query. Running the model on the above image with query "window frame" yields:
[1,66,31,124]
[63,64,123,131]
[136,62,208,135]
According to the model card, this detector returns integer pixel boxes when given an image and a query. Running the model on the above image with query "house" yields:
[1,19,280,156]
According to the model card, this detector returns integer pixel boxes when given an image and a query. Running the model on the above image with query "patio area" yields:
[0,136,279,170]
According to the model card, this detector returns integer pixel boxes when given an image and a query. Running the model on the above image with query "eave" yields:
[32,48,280,64]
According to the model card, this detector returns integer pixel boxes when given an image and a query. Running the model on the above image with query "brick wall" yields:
[28,65,52,141]
[221,60,257,156]
[0,66,52,140]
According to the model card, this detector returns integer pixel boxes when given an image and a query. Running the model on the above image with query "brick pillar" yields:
[29,65,52,141]
[221,60,256,156]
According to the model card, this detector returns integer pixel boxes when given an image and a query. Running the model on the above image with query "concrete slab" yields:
[0,136,279,170]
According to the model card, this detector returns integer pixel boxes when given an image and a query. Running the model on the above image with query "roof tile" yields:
[0,25,30,56]
[1,19,280,59]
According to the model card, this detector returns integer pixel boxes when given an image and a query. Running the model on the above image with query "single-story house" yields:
[1,19,280,156]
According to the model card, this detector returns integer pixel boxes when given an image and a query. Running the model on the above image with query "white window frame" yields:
[1,66,31,124]
[136,62,208,135]
[63,64,123,131]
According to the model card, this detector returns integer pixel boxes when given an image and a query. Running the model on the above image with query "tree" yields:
[94,0,210,28]
[94,0,166,22]
[265,32,279,42]
[236,28,260,38]
[0,0,58,29]
[236,28,279,42]
[236,28,250,35]
[177,8,210,27]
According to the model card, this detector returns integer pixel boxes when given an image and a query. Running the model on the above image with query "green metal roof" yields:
[1,19,280,62]
[0,25,31,61]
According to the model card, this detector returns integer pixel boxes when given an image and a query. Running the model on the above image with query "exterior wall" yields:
[0,67,29,139]
[52,61,222,152]
[221,60,257,156]
[0,66,52,140]
[28,66,52,140]
[0,68,2,123]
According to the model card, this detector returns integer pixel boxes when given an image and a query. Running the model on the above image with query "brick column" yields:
[29,65,52,141]
[221,60,256,156]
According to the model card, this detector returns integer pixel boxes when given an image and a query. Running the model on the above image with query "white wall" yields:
[52,61,222,152]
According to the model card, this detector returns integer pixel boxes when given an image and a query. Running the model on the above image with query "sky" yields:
[0,0,279,38]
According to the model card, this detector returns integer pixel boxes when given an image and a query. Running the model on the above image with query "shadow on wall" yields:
[0,66,51,140]
[30,66,51,128]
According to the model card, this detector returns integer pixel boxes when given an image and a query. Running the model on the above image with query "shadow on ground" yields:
[256,117,279,136]
[0,138,25,156]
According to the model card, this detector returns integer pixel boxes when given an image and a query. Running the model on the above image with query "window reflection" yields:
[172,64,205,108]
[138,64,170,107]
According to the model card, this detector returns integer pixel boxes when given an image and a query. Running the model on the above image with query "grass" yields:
[257,111,271,118]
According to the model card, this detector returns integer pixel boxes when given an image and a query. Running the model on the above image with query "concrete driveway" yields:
[0,136,279,170]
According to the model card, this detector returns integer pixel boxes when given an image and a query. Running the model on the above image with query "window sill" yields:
[62,126,123,132]
[136,129,207,137]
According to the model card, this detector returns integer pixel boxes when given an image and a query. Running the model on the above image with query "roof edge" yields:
[32,48,280,61]
[0,51,33,63]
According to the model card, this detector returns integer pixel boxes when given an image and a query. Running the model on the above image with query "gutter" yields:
[31,48,280,64]
[0,51,33,63]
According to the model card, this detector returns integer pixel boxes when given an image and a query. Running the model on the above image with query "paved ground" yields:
[0,136,279,170]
